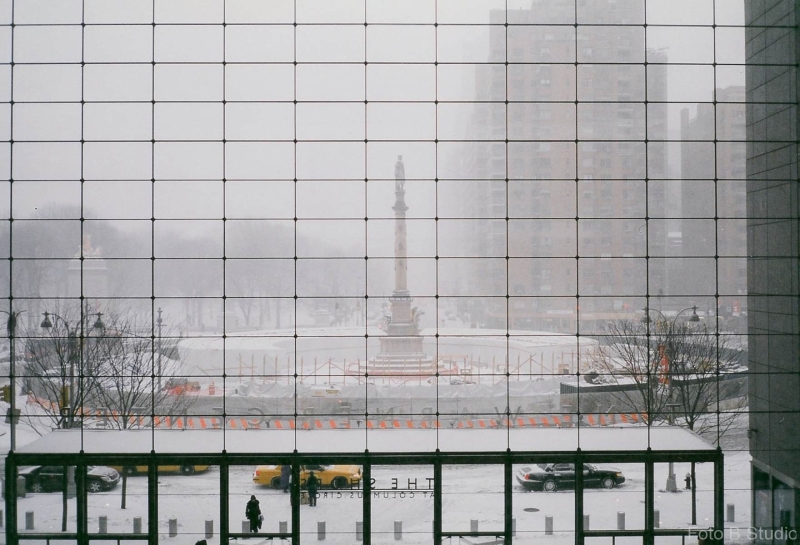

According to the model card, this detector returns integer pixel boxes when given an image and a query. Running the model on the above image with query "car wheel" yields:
[88,480,103,493]
[271,477,282,489]
[601,478,615,489]
[543,479,557,492]
[123,466,137,476]
[331,476,349,490]
[29,481,44,493]
[180,465,196,476]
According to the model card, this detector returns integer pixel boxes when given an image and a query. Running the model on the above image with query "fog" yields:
[1,0,747,335]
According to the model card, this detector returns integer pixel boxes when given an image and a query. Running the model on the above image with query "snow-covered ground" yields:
[8,452,752,545]
[3,397,754,545]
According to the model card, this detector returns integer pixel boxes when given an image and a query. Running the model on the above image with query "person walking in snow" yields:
[306,471,320,507]
[280,465,291,493]
[245,494,261,533]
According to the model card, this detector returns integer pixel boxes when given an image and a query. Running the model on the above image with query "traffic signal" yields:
[1,384,11,402]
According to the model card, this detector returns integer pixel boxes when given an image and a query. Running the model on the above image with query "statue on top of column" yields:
[395,155,405,191]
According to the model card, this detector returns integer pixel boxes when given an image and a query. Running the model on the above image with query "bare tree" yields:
[588,316,745,432]
[90,313,196,430]
[586,318,673,419]
[589,315,747,524]
[22,308,108,430]
[22,309,196,430]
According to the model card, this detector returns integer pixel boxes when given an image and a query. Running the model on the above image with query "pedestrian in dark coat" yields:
[307,471,320,507]
[280,464,291,493]
[245,495,261,533]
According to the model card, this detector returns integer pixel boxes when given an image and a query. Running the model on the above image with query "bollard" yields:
[169,518,178,537]
[617,512,625,531]
[99,516,108,534]
[544,516,553,536]
[318,521,326,541]
[470,520,479,533]
[0,509,3,528]
[726,504,735,523]
[133,517,142,534]
[583,515,590,531]
[654,510,660,529]
[25,511,34,531]
[394,521,402,541]
[242,521,250,533]
[17,477,26,498]
[356,521,363,541]
[280,521,288,534]
[205,520,213,539]
[512,518,516,537]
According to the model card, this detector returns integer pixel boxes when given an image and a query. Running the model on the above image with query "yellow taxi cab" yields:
[252,464,362,489]
[110,464,210,476]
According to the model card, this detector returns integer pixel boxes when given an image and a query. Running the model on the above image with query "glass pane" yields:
[654,462,714,529]
[583,463,643,531]
[514,462,575,543]
[88,464,146,535]
[372,465,433,545]
[443,464,504,536]
[18,465,79,533]
[159,464,219,544]
[234,462,292,536]
[298,463,364,544]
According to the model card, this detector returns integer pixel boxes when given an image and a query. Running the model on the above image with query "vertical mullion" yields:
[575,456,584,545]
[220,457,229,545]
[78,0,87,443]
[76,462,88,545]
[504,456,512,545]
[292,0,299,446]
[714,450,724,530]
[433,458,442,545]
[6,0,16,458]
[642,0,652,446]
[644,455,654,545]
[6,456,18,545]
[149,0,157,453]
[363,458,372,545]
[221,0,228,449]
[148,459,158,545]
[291,460,300,545]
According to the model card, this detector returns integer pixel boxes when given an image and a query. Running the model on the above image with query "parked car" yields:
[109,464,210,476]
[19,465,120,493]
[253,464,362,489]
[516,463,625,492]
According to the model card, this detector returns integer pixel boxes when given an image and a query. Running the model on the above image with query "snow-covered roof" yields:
[16,426,714,455]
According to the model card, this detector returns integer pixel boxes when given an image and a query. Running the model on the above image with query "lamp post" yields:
[642,305,700,492]
[664,402,681,492]
[40,310,104,428]
[3,310,23,452]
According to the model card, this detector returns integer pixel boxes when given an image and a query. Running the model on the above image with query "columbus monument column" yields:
[370,156,433,372]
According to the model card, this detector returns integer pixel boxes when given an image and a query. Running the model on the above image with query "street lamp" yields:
[40,310,105,428]
[3,310,23,452]
[642,304,700,492]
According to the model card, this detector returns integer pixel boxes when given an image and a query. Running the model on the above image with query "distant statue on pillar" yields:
[367,155,433,375]
[395,155,405,191]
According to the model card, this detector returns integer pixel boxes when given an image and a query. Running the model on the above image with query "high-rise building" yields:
[745,0,800,537]
[681,86,747,331]
[457,0,669,333]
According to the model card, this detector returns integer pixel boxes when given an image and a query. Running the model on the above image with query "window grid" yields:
[1,0,759,452]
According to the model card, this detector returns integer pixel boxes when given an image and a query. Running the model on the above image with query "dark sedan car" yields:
[19,466,120,493]
[516,463,625,492]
